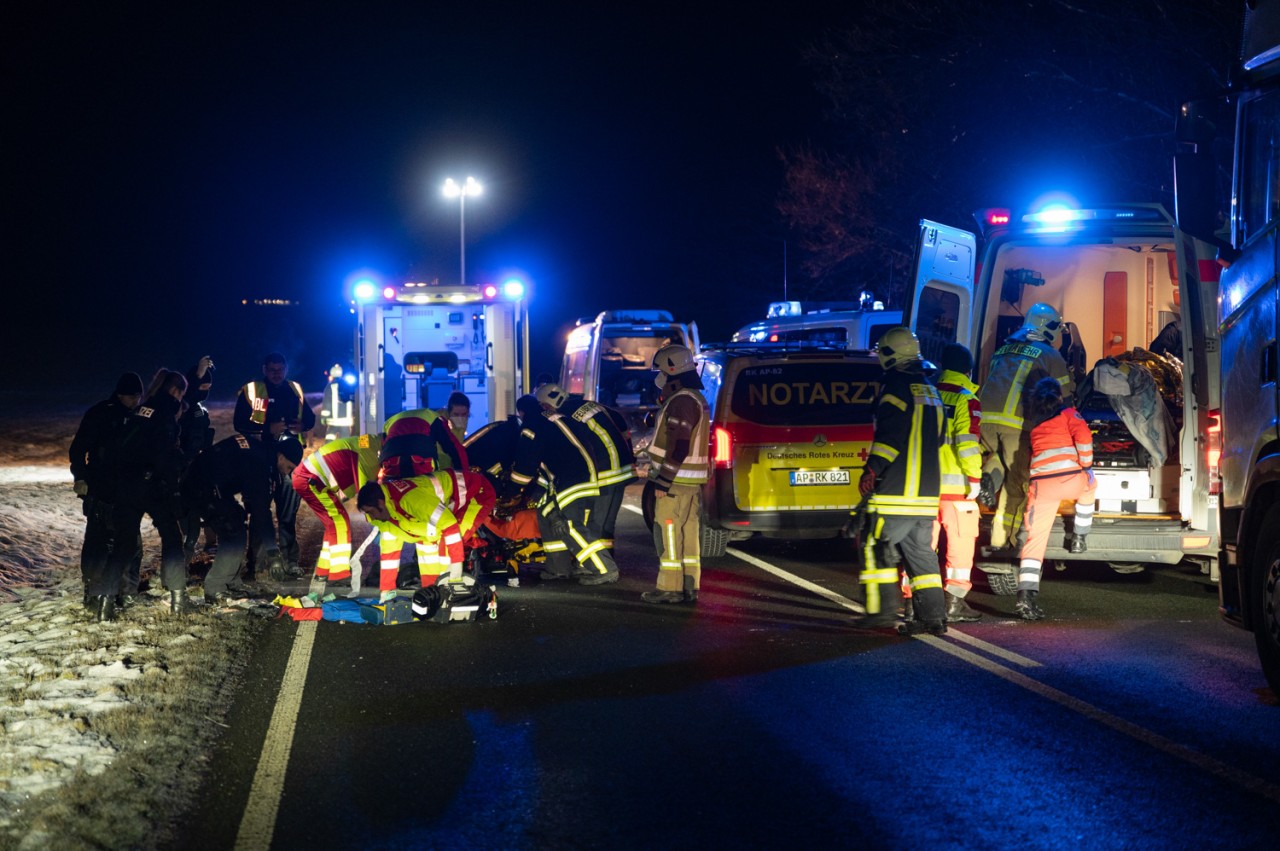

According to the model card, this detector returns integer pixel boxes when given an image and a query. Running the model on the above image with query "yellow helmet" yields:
[875,326,922,370]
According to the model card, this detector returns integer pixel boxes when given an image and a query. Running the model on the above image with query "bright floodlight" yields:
[502,278,525,299]
[353,280,376,301]
[443,176,483,198]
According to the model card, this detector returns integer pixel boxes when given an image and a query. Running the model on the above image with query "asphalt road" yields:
[171,491,1280,850]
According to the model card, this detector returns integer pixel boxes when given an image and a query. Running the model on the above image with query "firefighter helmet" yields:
[875,327,922,370]
[1021,302,1063,344]
[535,382,570,410]
[652,344,696,388]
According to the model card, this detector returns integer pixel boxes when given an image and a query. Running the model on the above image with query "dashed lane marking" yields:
[234,619,318,850]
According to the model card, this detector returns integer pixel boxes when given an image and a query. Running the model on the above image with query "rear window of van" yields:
[729,361,881,426]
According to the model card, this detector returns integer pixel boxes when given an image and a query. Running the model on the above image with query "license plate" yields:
[789,470,850,486]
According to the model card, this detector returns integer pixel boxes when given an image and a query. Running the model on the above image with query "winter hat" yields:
[275,437,304,466]
[939,344,974,377]
[114,372,144,396]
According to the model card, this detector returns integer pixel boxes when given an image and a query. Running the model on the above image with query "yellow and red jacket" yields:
[937,369,982,499]
[1028,407,1093,480]
[374,470,494,565]
[296,433,382,500]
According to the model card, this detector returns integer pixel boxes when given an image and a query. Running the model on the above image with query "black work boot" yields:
[1014,589,1045,621]
[683,576,699,604]
[900,596,915,623]
[90,595,117,623]
[897,619,947,636]
[945,593,983,623]
[1067,534,1088,554]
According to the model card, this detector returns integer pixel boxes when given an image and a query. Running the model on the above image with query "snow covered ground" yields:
[0,395,280,849]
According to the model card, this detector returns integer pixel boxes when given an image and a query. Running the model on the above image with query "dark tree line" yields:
[777,0,1242,305]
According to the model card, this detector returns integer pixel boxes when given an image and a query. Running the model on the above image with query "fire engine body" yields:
[353,281,526,438]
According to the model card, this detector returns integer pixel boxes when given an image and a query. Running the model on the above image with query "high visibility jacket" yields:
[649,388,710,489]
[299,433,382,500]
[865,363,944,516]
[560,397,636,487]
[1028,407,1093,479]
[243,380,306,426]
[937,369,983,499]
[376,471,491,565]
[979,333,1075,430]
[507,413,599,508]
[380,408,467,478]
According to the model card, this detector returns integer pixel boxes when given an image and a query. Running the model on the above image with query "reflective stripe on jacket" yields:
[1029,407,1094,479]
[649,388,710,487]
[937,369,982,499]
[979,336,1074,430]
[865,364,944,516]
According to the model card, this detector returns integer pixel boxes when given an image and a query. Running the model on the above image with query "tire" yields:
[1251,507,1280,694]
[1106,562,1146,575]
[984,569,1018,596]
[701,524,729,558]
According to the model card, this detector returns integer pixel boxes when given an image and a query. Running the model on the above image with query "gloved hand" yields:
[73,480,89,498]
[967,480,982,500]
[858,469,877,496]
[494,496,521,519]
[379,589,398,603]
[266,549,287,581]
[1085,468,1096,487]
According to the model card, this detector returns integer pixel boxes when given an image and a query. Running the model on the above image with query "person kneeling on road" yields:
[181,434,302,602]
[356,470,496,601]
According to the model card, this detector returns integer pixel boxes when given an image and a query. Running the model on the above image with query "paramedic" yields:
[293,433,383,585]
[936,343,985,623]
[380,407,467,479]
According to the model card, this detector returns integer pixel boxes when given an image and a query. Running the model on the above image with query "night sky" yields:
[8,3,856,397]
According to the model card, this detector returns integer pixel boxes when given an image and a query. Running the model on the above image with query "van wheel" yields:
[701,525,729,559]
[1106,562,1146,575]
[984,570,1018,596]
[1251,506,1280,694]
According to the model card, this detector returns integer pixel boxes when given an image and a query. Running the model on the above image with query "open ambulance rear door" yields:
[903,219,979,363]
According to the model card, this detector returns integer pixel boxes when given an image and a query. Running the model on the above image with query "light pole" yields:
[442,176,482,285]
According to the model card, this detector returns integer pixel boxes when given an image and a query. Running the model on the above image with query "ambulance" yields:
[731,297,902,351]
[351,280,529,438]
[903,206,1221,593]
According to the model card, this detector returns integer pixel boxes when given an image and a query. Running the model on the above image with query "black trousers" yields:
[93,497,187,597]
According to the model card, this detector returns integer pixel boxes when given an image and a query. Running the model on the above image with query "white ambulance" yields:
[904,206,1221,593]
[731,298,902,352]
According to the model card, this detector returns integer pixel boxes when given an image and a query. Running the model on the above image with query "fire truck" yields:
[351,279,530,438]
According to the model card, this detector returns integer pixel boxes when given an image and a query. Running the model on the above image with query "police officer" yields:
[181,434,300,601]
[70,372,144,604]
[536,383,636,565]
[855,327,947,635]
[503,394,612,583]
[92,369,190,621]
[179,356,216,562]
[978,303,1075,551]
[234,352,314,576]
[641,344,710,605]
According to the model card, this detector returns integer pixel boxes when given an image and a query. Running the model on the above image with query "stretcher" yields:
[466,508,545,583]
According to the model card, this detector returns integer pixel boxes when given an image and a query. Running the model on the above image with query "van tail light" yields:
[712,426,733,468]
[1206,409,1221,496]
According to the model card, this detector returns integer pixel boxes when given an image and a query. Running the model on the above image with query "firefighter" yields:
[855,327,947,635]
[292,432,383,587]
[978,303,1075,551]
[641,344,709,605]
[380,407,468,479]
[1016,378,1097,620]
[233,352,314,577]
[181,434,299,601]
[356,470,496,599]
[70,372,144,605]
[465,412,524,488]
[502,394,612,583]
[535,382,636,564]
[936,343,985,623]
[92,369,190,621]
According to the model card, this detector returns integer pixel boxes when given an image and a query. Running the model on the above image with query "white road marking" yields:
[234,620,318,850]
[726,546,864,614]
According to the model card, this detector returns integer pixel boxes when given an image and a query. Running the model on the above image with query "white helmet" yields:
[1021,303,1063,344]
[535,382,570,410]
[652,344,696,388]
[875,326,922,370]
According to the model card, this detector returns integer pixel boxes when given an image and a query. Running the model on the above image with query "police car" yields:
[644,342,882,556]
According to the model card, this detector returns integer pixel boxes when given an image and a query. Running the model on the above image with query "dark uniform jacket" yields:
[559,395,636,487]
[865,362,945,517]
[179,362,215,463]
[504,411,598,508]
[112,393,186,506]
[180,434,277,539]
[464,416,522,485]
[69,396,135,500]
